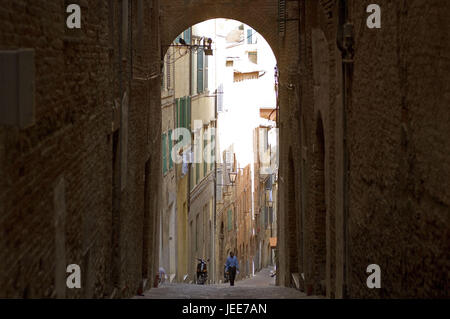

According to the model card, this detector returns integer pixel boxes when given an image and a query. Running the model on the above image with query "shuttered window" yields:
[187,96,191,131]
[191,49,196,95]
[197,47,204,93]
[181,97,185,129]
[175,98,179,128]
[183,28,192,45]
[227,209,232,231]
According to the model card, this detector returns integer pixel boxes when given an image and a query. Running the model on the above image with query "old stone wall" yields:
[296,0,450,298]
[0,0,162,298]
[346,0,450,298]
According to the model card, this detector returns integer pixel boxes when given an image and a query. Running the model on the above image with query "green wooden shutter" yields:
[187,96,191,131]
[227,210,232,231]
[181,97,186,129]
[197,48,204,94]
[191,51,196,95]
[183,28,191,44]
[175,98,179,128]
[168,130,173,169]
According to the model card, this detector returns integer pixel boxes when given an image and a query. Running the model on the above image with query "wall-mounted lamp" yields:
[228,171,238,185]
[171,37,214,56]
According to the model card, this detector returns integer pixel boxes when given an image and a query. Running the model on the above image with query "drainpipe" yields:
[337,0,354,299]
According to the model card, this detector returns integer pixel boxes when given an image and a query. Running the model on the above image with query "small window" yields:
[247,29,253,44]
[248,51,258,64]
[226,60,234,67]
[183,28,192,44]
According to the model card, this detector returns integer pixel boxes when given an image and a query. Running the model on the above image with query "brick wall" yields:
[0,0,161,298]
[296,0,450,298]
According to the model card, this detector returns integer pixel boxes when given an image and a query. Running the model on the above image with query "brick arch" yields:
[160,1,280,59]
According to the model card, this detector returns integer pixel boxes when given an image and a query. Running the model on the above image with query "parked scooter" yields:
[196,258,209,284]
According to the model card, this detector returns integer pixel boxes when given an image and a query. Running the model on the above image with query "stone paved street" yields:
[135,268,320,299]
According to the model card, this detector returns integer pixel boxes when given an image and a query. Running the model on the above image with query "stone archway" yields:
[158,0,300,289]
[160,1,281,59]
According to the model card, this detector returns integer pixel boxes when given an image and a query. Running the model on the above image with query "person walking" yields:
[225,251,239,286]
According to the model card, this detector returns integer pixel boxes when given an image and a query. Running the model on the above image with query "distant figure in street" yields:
[225,252,239,286]
[158,267,166,285]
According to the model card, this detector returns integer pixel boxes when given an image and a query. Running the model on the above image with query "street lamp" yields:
[228,171,238,185]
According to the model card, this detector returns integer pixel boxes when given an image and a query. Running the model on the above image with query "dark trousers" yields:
[229,266,237,286]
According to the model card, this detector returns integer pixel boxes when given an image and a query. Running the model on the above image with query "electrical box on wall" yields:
[0,49,35,128]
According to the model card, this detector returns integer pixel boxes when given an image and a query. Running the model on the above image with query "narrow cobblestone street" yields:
[135,268,319,299]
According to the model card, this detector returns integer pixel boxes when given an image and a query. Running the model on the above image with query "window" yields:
[248,51,258,64]
[181,97,186,128]
[175,98,180,128]
[183,28,192,45]
[191,48,196,95]
[176,97,191,132]
[197,47,204,93]
[216,169,223,201]
[227,209,233,231]
[247,28,257,44]
[162,133,167,174]
[187,97,191,131]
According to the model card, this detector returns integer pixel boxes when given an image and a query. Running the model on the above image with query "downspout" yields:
[337,0,354,299]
